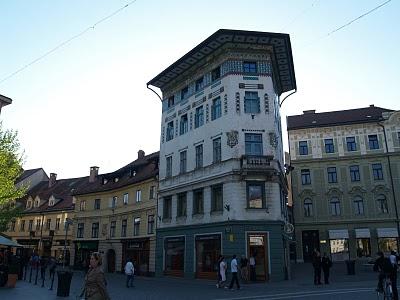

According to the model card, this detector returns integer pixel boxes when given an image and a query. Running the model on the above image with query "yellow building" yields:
[72,151,159,275]
[5,172,87,264]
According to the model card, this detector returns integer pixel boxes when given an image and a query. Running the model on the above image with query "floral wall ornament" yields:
[269,132,278,148]
[226,130,239,148]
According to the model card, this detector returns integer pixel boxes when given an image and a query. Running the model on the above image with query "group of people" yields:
[374,250,398,300]
[216,253,258,291]
[311,250,332,285]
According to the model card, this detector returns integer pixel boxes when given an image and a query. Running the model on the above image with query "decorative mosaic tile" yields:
[206,104,209,123]
[235,92,240,114]
[190,112,193,130]
[175,120,178,137]
[161,126,165,143]
[224,94,228,115]
[264,94,269,114]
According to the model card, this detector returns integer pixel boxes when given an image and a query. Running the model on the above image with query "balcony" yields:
[240,155,277,176]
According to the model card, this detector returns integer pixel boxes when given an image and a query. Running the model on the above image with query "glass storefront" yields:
[356,238,371,258]
[330,239,349,261]
[122,239,150,275]
[378,238,398,255]
[195,234,221,279]
[74,241,99,269]
[164,237,185,276]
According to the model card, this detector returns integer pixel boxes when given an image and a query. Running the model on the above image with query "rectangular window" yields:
[244,91,260,114]
[211,66,221,82]
[243,61,257,74]
[121,219,127,237]
[167,96,175,108]
[245,133,263,155]
[10,220,15,232]
[110,221,116,238]
[324,139,334,153]
[111,196,117,208]
[181,86,188,100]
[166,121,174,141]
[136,190,142,202]
[36,219,41,231]
[28,220,33,231]
[195,144,203,169]
[180,151,187,174]
[148,215,155,234]
[247,182,265,208]
[177,193,187,217]
[149,186,155,199]
[299,141,308,155]
[46,219,51,230]
[346,137,357,151]
[350,165,360,182]
[123,193,129,205]
[91,222,99,238]
[195,106,204,128]
[211,97,221,120]
[368,135,379,150]
[20,220,25,231]
[163,196,172,219]
[79,200,86,211]
[56,218,60,230]
[213,137,221,163]
[77,223,84,238]
[211,184,223,212]
[166,156,172,177]
[133,218,140,236]
[94,199,101,210]
[195,77,204,92]
[301,169,311,185]
[327,167,337,183]
[372,163,384,180]
[180,114,188,135]
[193,189,204,215]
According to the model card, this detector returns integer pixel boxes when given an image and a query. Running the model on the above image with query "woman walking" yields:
[80,252,110,300]
[217,255,227,288]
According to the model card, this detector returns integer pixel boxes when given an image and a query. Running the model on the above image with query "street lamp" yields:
[63,218,73,269]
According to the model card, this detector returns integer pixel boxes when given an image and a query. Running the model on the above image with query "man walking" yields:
[228,254,240,290]
[124,258,135,288]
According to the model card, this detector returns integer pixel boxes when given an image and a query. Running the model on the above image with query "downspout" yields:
[377,121,400,249]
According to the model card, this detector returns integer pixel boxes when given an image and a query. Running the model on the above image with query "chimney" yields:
[370,104,375,107]
[138,150,145,159]
[303,110,316,114]
[89,166,99,183]
[49,173,57,188]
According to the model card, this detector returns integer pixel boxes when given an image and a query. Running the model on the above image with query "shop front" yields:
[377,227,398,255]
[17,239,39,257]
[195,234,221,279]
[328,229,349,262]
[164,236,185,277]
[121,239,150,276]
[247,232,269,281]
[355,228,371,258]
[74,241,99,269]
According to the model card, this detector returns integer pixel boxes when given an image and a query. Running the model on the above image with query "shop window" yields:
[330,239,349,262]
[247,182,265,209]
[303,198,313,217]
[195,234,221,276]
[356,238,371,257]
[378,238,398,254]
[164,237,185,274]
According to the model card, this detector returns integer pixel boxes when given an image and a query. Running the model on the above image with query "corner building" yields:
[148,29,297,281]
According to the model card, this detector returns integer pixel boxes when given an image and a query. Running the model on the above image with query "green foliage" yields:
[0,122,26,232]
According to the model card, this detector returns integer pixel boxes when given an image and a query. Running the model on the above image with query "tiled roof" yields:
[287,105,393,130]
[73,151,159,195]
[16,168,45,183]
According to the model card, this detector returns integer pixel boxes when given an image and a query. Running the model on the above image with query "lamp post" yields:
[63,218,73,269]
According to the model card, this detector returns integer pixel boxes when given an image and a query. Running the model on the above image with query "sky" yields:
[0,0,399,179]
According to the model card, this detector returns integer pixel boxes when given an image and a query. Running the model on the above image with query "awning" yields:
[355,228,371,238]
[377,228,399,238]
[328,229,349,239]
[0,235,23,247]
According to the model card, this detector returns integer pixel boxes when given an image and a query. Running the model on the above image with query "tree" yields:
[0,122,26,232]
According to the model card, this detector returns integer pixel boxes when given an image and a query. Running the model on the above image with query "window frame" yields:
[121,219,127,237]
[324,138,335,153]
[243,61,257,74]
[211,184,223,212]
[136,190,142,202]
[195,144,203,169]
[147,215,155,234]
[177,192,187,217]
[193,189,204,215]
[180,150,187,174]
[246,181,265,209]
[194,106,204,128]
[110,221,116,238]
[166,156,172,178]
[211,97,221,120]
[77,223,84,238]
[303,198,313,217]
[133,217,140,236]
[94,198,101,210]
[330,197,341,216]
[350,165,361,182]
[372,163,384,180]
[211,66,221,82]
[213,137,221,163]
[301,169,311,185]
[166,121,174,141]
[91,222,99,238]
[163,196,172,219]
[179,114,188,135]
[377,194,389,214]
[368,134,380,150]
[299,141,308,155]
[327,167,338,183]
[244,91,260,114]
[353,196,364,215]
[245,133,263,156]
[195,77,204,92]
[346,136,357,151]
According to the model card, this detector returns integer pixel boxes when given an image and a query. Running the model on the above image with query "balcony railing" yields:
[241,155,274,169]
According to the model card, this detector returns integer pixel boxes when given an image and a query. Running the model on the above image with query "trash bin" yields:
[57,270,73,297]
[345,260,355,275]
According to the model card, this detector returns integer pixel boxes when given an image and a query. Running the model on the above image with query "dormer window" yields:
[102,178,108,185]
[114,177,119,183]
[26,200,32,209]
[130,169,137,177]
[34,198,40,207]
[49,199,55,206]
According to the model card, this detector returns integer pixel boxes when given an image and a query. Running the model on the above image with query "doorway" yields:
[302,230,320,262]
[107,249,116,273]
[247,233,269,281]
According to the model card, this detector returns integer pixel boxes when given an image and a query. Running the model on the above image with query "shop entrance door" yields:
[302,230,320,262]
[247,233,269,281]
[195,234,221,279]
[107,249,116,273]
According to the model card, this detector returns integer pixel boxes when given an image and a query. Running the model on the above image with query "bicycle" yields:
[377,275,393,300]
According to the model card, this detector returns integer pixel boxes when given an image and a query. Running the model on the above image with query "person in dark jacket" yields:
[374,251,394,293]
[321,253,332,284]
[312,250,322,285]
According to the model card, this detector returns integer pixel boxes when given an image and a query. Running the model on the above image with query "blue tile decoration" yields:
[224,94,228,115]
[190,112,193,130]
[204,73,211,86]
[211,80,221,89]
[235,92,240,114]
[161,126,165,143]
[206,104,209,123]
[175,119,178,137]
[195,91,204,98]
[243,76,259,80]
[264,93,269,114]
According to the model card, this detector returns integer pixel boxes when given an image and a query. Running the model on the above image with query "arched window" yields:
[353,196,364,215]
[304,198,313,217]
[330,197,341,216]
[377,194,388,213]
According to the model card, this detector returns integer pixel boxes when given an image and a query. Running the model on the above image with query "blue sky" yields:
[0,0,399,178]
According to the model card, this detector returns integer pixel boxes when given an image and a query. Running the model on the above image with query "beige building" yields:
[5,172,87,264]
[71,151,159,275]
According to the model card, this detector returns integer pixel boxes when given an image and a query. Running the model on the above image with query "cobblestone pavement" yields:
[0,262,386,299]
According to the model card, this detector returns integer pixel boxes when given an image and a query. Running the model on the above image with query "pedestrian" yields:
[321,252,332,284]
[217,255,227,288]
[79,252,110,300]
[249,253,256,282]
[40,256,47,280]
[390,251,399,300]
[48,256,57,290]
[240,255,248,283]
[124,258,135,288]
[227,254,240,290]
[312,250,322,285]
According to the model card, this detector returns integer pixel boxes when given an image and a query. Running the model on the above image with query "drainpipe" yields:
[377,121,400,249]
